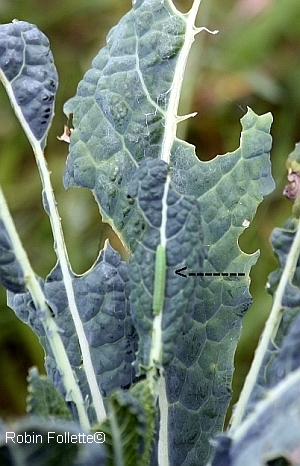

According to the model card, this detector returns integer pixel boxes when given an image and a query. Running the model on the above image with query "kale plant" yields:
[0,0,299,465]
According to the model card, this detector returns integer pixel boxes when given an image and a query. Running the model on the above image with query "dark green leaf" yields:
[0,20,58,147]
[8,242,137,423]
[128,158,205,371]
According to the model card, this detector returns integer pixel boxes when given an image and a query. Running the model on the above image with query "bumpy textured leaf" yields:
[0,20,58,147]
[8,242,137,423]
[128,158,204,371]
[0,417,107,466]
[63,0,187,250]
[27,367,72,421]
[267,311,300,386]
[0,2,275,464]
[62,0,274,461]
[165,110,274,466]
[0,219,26,293]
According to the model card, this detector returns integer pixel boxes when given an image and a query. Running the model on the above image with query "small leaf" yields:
[248,212,300,408]
[27,367,72,421]
[268,217,300,308]
[98,380,156,466]
[0,20,58,148]
[267,312,300,386]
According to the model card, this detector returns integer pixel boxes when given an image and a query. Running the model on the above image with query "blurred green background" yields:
[0,0,299,421]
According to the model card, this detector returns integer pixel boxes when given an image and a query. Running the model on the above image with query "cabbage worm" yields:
[152,245,166,315]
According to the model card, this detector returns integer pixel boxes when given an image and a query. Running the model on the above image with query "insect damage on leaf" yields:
[0,2,277,466]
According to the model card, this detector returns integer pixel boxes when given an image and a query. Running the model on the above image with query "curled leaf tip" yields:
[57,125,72,143]
[283,171,300,201]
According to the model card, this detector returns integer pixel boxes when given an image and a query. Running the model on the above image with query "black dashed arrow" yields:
[175,267,245,278]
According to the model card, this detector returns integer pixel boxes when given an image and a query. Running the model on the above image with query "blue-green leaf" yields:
[63,0,187,250]
[62,0,275,460]
[245,215,300,410]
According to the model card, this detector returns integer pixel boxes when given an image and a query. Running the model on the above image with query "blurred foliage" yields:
[0,0,299,422]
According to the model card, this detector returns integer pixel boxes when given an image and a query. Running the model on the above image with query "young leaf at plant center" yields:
[0,20,58,148]
[127,158,205,374]
[8,242,137,424]
[98,380,156,466]
[27,367,72,421]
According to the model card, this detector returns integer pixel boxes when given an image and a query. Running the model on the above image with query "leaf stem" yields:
[157,376,169,466]
[162,0,217,164]
[229,217,300,433]
[231,364,300,443]
[0,68,106,425]
[32,138,107,425]
[0,185,91,431]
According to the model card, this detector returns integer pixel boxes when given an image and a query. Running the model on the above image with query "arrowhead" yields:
[175,267,187,278]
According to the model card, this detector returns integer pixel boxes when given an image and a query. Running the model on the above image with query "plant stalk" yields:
[229,217,300,432]
[0,185,91,431]
[0,67,106,425]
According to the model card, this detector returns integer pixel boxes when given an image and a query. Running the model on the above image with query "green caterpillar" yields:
[152,245,166,315]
